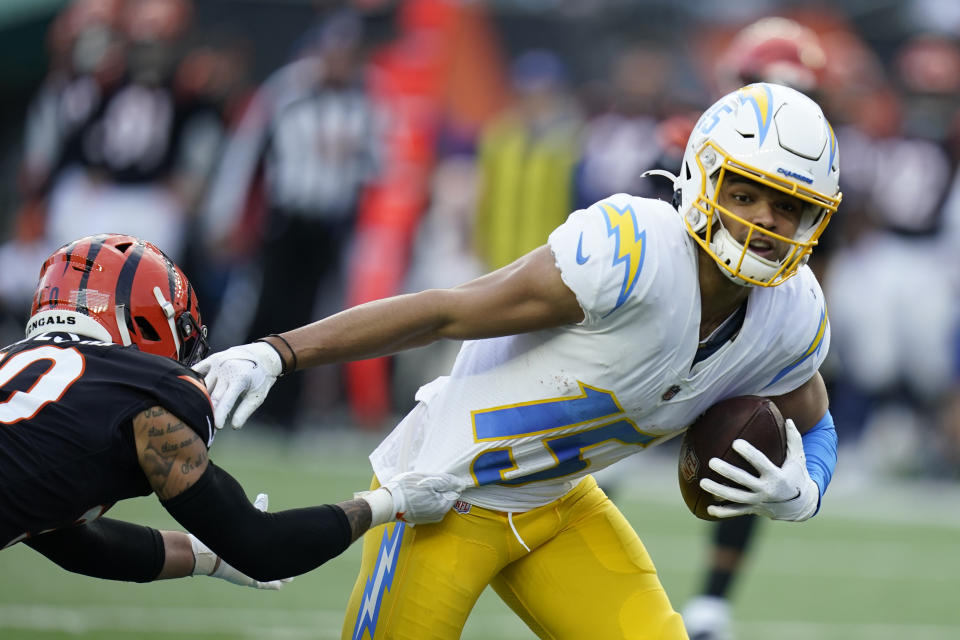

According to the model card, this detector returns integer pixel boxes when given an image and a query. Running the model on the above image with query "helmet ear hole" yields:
[134,316,161,341]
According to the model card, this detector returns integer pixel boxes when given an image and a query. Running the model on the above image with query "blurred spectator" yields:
[0,0,225,346]
[202,7,381,431]
[20,0,126,199]
[576,44,696,208]
[0,0,126,341]
[473,49,582,271]
[40,0,222,261]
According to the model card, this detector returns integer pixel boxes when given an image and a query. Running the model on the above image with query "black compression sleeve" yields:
[24,519,165,583]
[161,462,352,581]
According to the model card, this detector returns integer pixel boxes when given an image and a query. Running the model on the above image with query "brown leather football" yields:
[678,396,786,521]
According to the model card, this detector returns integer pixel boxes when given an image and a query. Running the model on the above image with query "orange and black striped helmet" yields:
[28,234,208,365]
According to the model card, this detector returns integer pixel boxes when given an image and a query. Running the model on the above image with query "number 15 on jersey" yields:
[469,383,657,486]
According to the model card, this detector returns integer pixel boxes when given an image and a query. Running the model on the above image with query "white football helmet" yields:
[673,82,841,287]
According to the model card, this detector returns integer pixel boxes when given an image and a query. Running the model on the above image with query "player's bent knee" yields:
[616,588,687,639]
[655,611,690,640]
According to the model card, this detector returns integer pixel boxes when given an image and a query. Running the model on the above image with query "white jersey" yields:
[370,193,830,511]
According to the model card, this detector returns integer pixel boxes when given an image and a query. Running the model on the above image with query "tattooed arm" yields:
[12,411,236,584]
[132,405,209,501]
[334,498,373,543]
[133,406,461,581]
[132,405,373,539]
[131,405,376,580]
[20,410,213,585]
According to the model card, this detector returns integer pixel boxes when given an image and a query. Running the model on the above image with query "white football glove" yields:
[361,471,467,527]
[192,342,282,430]
[189,494,294,589]
[699,418,819,522]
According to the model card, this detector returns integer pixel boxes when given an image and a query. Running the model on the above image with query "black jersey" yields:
[0,332,214,549]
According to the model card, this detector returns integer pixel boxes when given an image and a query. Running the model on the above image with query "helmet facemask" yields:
[140,284,210,366]
[176,309,209,366]
[686,139,838,287]
[677,83,842,287]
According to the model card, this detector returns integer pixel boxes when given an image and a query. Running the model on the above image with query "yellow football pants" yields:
[341,475,688,640]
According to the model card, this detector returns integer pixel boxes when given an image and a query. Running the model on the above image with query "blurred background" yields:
[1,0,960,638]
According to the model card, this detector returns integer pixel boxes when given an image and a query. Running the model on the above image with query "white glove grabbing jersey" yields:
[361,471,466,527]
[189,493,294,589]
[193,342,282,429]
[700,419,819,521]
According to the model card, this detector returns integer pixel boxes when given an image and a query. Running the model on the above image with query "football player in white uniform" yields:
[196,82,841,639]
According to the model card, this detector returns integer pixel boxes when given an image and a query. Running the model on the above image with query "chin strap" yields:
[114,304,132,346]
[153,286,182,357]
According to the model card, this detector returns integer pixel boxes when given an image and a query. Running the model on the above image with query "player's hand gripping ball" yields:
[678,396,786,520]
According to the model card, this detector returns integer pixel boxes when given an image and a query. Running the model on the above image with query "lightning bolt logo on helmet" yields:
[673,82,842,288]
[737,83,774,145]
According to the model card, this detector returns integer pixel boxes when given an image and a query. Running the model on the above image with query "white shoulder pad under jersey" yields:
[549,192,673,325]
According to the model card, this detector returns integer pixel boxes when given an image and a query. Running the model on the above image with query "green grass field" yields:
[2,426,959,639]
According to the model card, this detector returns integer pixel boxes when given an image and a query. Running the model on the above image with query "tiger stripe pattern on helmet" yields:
[29,234,208,365]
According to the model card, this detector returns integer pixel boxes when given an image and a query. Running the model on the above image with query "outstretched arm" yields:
[23,519,285,588]
[24,519,170,582]
[196,245,583,429]
[278,245,583,368]
[134,406,463,581]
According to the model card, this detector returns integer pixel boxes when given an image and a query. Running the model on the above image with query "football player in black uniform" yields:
[0,233,464,587]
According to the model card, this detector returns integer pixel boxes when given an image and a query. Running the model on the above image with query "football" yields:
[678,395,786,521]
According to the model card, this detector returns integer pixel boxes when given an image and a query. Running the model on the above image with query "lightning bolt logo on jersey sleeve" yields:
[548,194,650,324]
